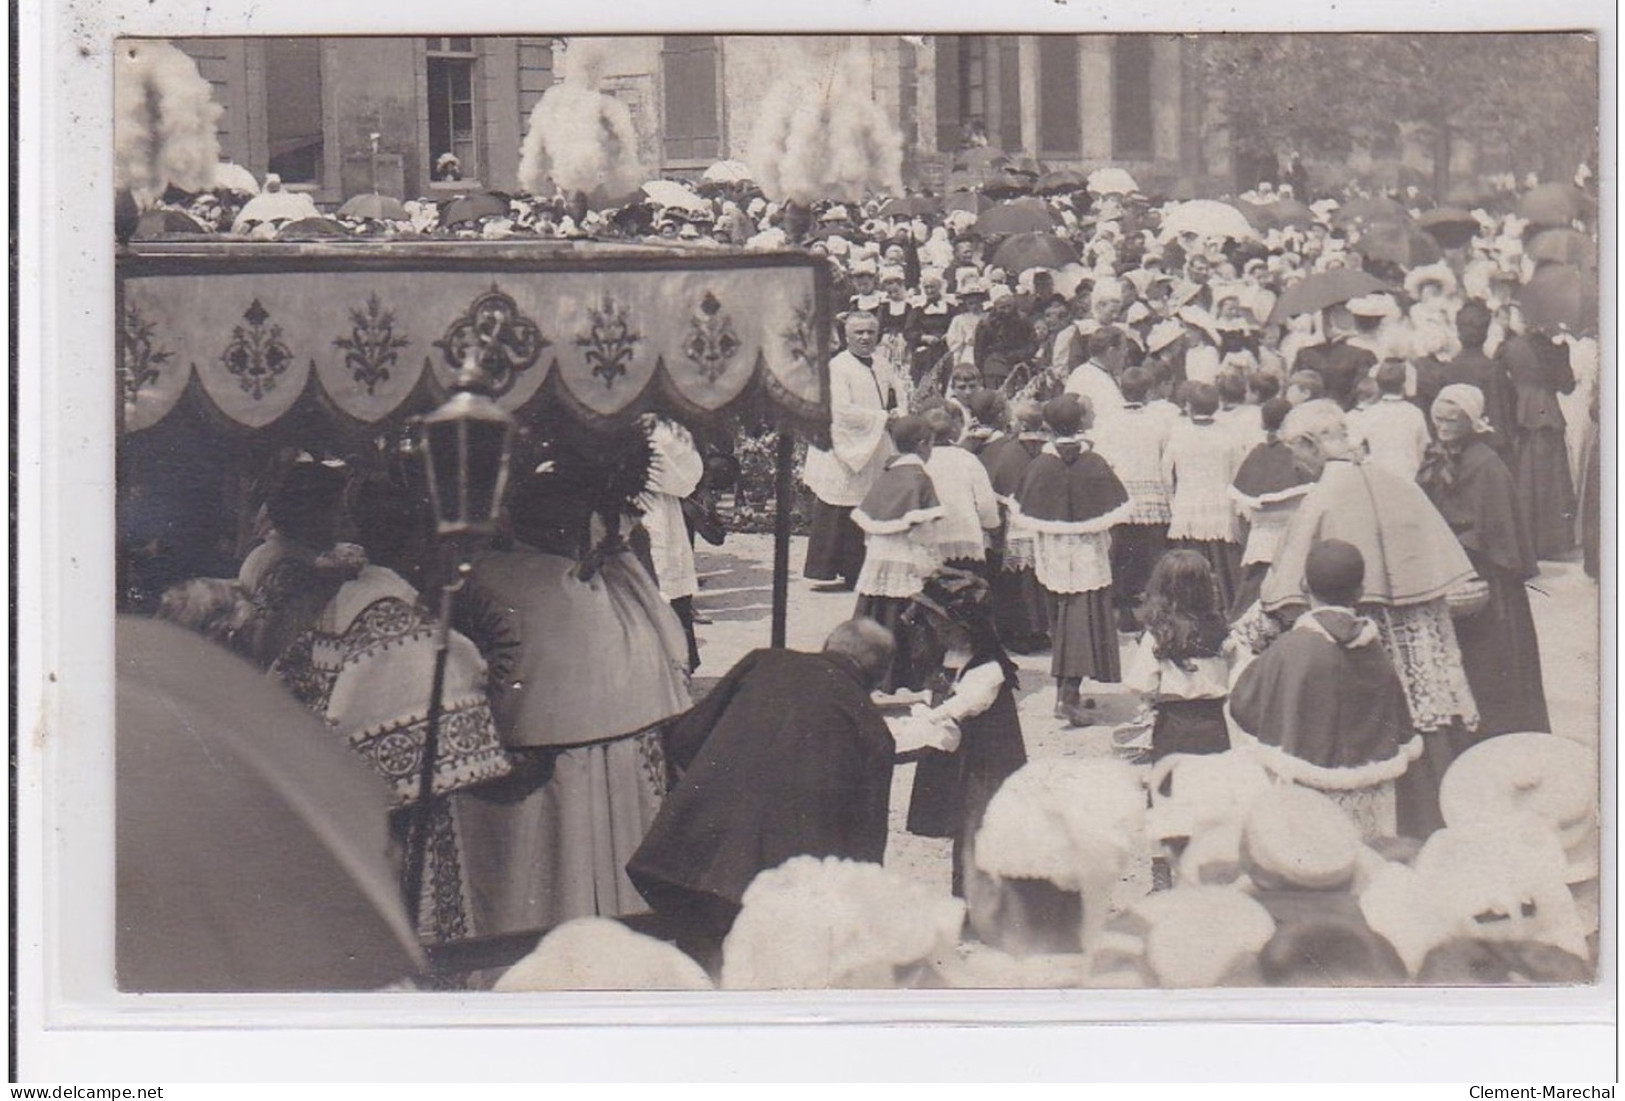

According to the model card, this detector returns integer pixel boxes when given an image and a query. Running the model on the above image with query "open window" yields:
[426,37,479,182]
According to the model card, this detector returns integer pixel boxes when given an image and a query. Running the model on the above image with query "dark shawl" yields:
[1229,608,1416,787]
[984,433,1045,500]
[1015,442,1130,529]
[627,648,895,911]
[1419,437,1536,580]
[1231,438,1315,507]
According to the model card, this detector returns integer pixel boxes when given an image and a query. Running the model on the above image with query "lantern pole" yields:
[404,349,515,937]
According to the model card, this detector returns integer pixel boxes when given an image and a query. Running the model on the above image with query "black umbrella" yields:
[1518,183,1592,229]
[1267,269,1392,325]
[990,232,1081,274]
[440,191,511,227]
[1418,207,1480,249]
[976,197,1058,235]
[133,209,208,238]
[878,194,941,217]
[1356,220,1442,268]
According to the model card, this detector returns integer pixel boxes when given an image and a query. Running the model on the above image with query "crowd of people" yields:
[133,156,1600,992]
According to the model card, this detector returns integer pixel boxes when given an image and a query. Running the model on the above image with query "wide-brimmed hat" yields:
[910,566,992,626]
[1346,292,1400,320]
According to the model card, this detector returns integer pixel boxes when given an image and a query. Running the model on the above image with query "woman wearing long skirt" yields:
[1420,384,1551,741]
[455,455,691,938]
[1503,331,1577,560]
[1014,395,1131,723]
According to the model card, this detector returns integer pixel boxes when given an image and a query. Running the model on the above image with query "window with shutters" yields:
[426,37,479,180]
[263,38,325,185]
[1112,36,1154,160]
[661,36,721,164]
[1038,36,1081,156]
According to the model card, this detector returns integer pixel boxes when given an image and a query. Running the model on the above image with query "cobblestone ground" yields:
[690,533,1602,902]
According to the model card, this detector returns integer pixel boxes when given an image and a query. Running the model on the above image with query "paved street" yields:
[689,532,1602,897]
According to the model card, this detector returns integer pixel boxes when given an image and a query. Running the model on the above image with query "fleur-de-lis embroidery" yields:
[434,284,548,397]
[783,297,817,371]
[333,293,411,396]
[682,290,742,383]
[575,296,642,388]
[119,301,173,405]
[221,298,293,400]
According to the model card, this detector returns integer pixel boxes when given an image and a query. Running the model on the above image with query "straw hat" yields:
[1241,786,1362,891]
[495,917,713,991]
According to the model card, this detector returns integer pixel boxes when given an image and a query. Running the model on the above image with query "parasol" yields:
[1526,227,1595,271]
[277,216,355,240]
[701,160,752,184]
[116,616,425,992]
[230,190,321,235]
[1355,220,1442,268]
[1265,198,1315,229]
[944,190,994,216]
[982,168,1035,198]
[990,232,1080,274]
[339,193,409,221]
[211,162,261,196]
[440,191,513,227]
[1157,199,1259,243]
[976,197,1058,235]
[1086,167,1139,195]
[878,194,941,218]
[1267,269,1392,325]
[134,209,207,238]
[642,179,712,213]
[1518,183,1591,228]
[1417,207,1480,250]
[1036,168,1087,195]
[1517,263,1595,335]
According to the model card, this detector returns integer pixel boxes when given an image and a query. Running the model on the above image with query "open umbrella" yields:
[1331,196,1408,229]
[982,168,1035,198]
[211,162,260,196]
[642,179,711,213]
[991,231,1081,274]
[1418,206,1481,249]
[878,194,941,218]
[439,191,513,228]
[277,216,354,240]
[1267,269,1392,325]
[1232,199,1275,232]
[944,190,994,216]
[701,159,752,184]
[1518,183,1591,228]
[1356,220,1442,267]
[117,616,425,992]
[1001,155,1044,179]
[1527,227,1595,271]
[1158,199,1259,243]
[1086,167,1139,195]
[339,193,409,221]
[952,146,1007,172]
[1265,198,1315,230]
[133,209,207,237]
[1036,168,1086,195]
[1518,263,1596,335]
[945,165,1001,192]
[976,197,1058,235]
[230,190,321,235]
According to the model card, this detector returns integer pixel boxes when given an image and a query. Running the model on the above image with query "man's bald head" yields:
[823,618,896,689]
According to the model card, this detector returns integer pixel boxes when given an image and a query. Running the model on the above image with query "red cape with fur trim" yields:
[853,458,944,534]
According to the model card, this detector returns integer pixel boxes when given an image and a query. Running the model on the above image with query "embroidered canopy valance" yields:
[116,242,832,443]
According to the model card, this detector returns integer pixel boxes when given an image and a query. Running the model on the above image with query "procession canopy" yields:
[117,241,832,447]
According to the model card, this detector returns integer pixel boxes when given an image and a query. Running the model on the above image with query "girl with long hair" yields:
[1125,549,1235,761]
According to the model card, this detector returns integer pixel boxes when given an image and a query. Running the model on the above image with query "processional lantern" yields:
[418,350,517,538]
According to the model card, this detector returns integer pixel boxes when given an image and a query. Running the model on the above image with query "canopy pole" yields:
[770,429,794,648]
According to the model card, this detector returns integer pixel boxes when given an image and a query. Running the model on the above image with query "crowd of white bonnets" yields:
[497,734,1596,991]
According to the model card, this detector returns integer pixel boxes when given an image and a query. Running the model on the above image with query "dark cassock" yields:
[1015,437,1131,690]
[981,428,1052,651]
[1419,433,1550,741]
[1293,339,1378,410]
[625,646,897,944]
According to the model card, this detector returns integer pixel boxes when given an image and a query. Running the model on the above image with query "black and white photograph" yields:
[16,2,1616,1081]
[105,27,1605,995]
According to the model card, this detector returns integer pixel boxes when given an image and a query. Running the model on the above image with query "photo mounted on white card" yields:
[19,0,1616,1082]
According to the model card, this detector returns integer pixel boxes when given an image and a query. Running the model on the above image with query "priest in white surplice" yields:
[802,312,907,591]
